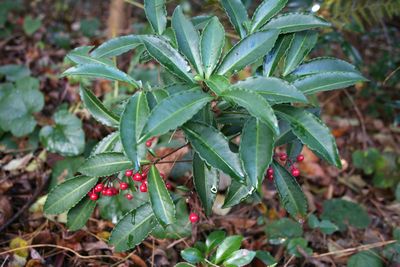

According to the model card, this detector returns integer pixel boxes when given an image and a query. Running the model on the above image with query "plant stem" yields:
[204,259,220,267]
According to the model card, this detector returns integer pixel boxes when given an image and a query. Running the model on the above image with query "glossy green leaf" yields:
[221,88,279,135]
[0,64,30,81]
[109,203,157,252]
[240,118,275,188]
[183,122,244,182]
[193,153,219,216]
[80,86,119,127]
[201,17,225,78]
[90,35,143,58]
[90,132,120,156]
[250,0,288,32]
[79,152,131,177]
[147,165,176,226]
[234,76,307,104]
[274,105,341,167]
[172,6,203,76]
[348,251,383,267]
[217,29,280,75]
[287,237,312,257]
[44,175,98,214]
[147,89,170,110]
[255,251,277,266]
[140,90,212,142]
[262,13,330,33]
[291,57,360,76]
[204,75,230,95]
[223,179,254,208]
[283,31,318,76]
[220,0,249,38]
[265,218,303,244]
[215,235,243,264]
[144,0,167,35]
[263,33,294,77]
[62,64,140,88]
[272,161,307,218]
[206,230,226,253]
[120,92,149,169]
[292,72,367,95]
[224,249,257,266]
[39,109,85,156]
[67,46,113,66]
[67,196,97,231]
[142,35,194,83]
[181,248,203,264]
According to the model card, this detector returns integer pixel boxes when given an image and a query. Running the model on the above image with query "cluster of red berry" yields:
[87,180,131,201]
[266,153,305,181]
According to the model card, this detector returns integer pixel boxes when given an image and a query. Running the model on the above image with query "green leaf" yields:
[321,199,371,231]
[250,0,288,32]
[262,13,331,33]
[272,161,307,219]
[80,86,119,127]
[221,89,279,135]
[265,218,303,244]
[79,152,131,177]
[182,122,244,182]
[142,35,194,83]
[193,153,219,216]
[67,196,97,231]
[283,31,318,76]
[172,6,203,76]
[67,46,113,66]
[292,72,367,95]
[147,165,176,226]
[0,64,30,81]
[181,248,203,264]
[144,0,167,35]
[255,251,277,266]
[44,175,97,214]
[263,34,294,77]
[140,90,212,142]
[274,105,341,167]
[348,251,383,267]
[90,35,143,58]
[39,109,85,156]
[220,0,249,38]
[240,118,274,188]
[90,132,120,156]
[204,75,230,95]
[234,76,307,104]
[291,57,361,77]
[287,237,312,257]
[223,179,255,208]
[201,17,225,78]
[215,235,243,264]
[206,230,226,253]
[0,77,43,137]
[62,64,140,88]
[109,203,157,252]
[217,30,280,75]
[23,15,41,35]
[120,92,149,169]
[175,263,195,267]
[224,249,256,266]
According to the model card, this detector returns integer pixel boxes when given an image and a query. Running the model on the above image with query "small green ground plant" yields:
[44,0,366,253]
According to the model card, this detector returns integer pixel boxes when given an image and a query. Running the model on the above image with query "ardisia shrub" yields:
[44,0,366,252]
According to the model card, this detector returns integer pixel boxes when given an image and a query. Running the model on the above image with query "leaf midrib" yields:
[83,88,119,125]
[149,168,172,224]
[301,76,361,94]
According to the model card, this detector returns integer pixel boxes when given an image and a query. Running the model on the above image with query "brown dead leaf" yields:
[0,195,12,226]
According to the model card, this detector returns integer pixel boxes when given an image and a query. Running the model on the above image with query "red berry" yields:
[145,140,152,147]
[125,193,133,200]
[120,182,128,190]
[141,172,147,179]
[267,167,274,176]
[133,173,142,182]
[106,188,114,196]
[139,183,147,192]
[125,169,133,177]
[101,187,109,195]
[166,182,172,190]
[279,153,287,161]
[143,180,148,185]
[267,174,274,181]
[94,183,103,192]
[189,213,199,223]
[111,187,119,195]
[291,168,300,177]
[89,193,98,201]
[296,154,304,162]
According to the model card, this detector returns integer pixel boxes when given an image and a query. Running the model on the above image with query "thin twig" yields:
[283,255,295,267]
[383,65,400,85]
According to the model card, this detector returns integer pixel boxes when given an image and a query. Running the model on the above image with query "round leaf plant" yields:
[44,0,366,252]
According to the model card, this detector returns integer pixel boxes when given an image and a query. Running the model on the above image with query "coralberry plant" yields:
[44,0,366,252]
